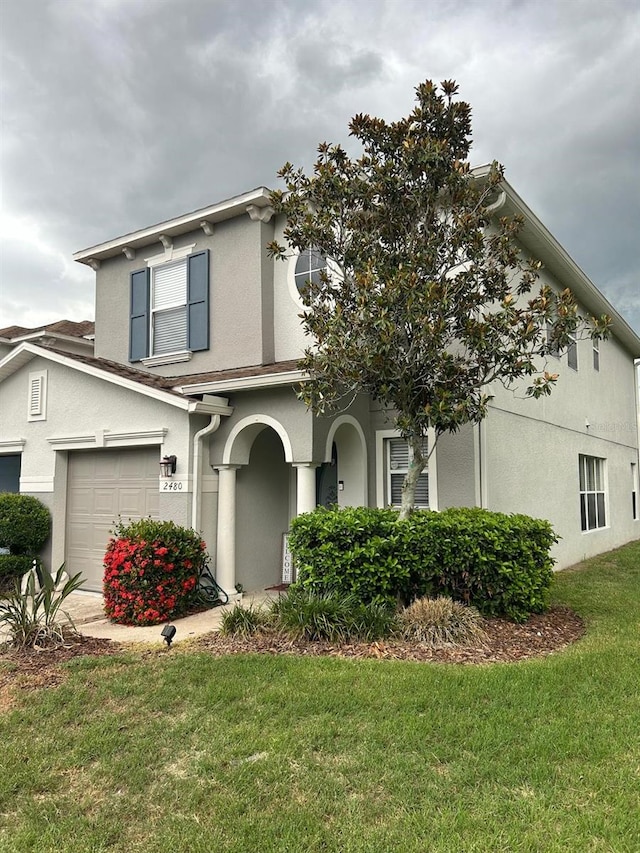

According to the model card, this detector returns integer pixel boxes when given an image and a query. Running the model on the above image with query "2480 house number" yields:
[160,480,187,492]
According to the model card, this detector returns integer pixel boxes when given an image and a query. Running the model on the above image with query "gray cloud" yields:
[1,0,638,334]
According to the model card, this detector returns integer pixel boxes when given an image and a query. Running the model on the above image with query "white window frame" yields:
[375,428,437,510]
[632,462,638,521]
[27,370,48,422]
[144,243,195,359]
[579,454,607,532]
[593,338,600,371]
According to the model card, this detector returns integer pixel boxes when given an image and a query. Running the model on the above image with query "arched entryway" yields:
[235,426,291,591]
[216,414,315,595]
[323,416,367,507]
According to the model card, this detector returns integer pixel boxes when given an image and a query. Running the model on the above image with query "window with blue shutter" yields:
[187,249,209,352]
[129,268,150,362]
[129,250,210,361]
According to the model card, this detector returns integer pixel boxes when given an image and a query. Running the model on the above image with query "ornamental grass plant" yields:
[399,595,486,647]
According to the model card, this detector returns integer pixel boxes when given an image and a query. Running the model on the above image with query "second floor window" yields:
[129,249,209,363]
[152,259,188,355]
[294,248,327,295]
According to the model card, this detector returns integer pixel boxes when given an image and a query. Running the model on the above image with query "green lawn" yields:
[1,541,639,853]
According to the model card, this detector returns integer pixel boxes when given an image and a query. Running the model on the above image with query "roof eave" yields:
[73,187,273,265]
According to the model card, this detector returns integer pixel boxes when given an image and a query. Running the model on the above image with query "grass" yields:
[1,539,639,852]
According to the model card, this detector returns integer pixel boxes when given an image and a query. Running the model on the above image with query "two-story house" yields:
[1,179,639,596]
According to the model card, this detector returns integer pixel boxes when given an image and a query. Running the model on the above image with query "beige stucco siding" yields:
[0,356,202,572]
[93,215,278,376]
[484,406,639,568]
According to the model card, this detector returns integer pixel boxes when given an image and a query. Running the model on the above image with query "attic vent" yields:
[28,370,47,421]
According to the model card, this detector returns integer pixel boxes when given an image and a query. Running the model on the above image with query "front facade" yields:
[1,181,638,594]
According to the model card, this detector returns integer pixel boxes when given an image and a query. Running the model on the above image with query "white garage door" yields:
[66,448,160,592]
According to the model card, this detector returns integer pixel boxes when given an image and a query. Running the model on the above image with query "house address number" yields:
[159,480,188,492]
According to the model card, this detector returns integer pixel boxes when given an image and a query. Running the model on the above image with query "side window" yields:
[567,333,578,371]
[0,454,21,493]
[386,437,429,508]
[579,454,606,531]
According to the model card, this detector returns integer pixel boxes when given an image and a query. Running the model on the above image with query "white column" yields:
[215,465,240,595]
[295,463,318,515]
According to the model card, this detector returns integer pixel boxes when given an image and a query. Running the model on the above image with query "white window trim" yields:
[28,370,47,421]
[145,243,196,358]
[375,428,437,510]
[141,350,193,368]
[579,454,608,533]
[593,338,600,371]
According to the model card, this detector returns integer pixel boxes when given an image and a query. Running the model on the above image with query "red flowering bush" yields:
[103,518,208,625]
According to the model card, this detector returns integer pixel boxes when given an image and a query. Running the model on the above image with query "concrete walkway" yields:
[61,589,277,646]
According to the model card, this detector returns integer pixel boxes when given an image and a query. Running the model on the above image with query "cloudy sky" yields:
[1,0,638,334]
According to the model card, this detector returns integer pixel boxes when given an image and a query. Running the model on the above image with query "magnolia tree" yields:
[268,80,609,518]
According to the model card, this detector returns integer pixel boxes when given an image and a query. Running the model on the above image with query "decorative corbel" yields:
[246,204,274,223]
[86,258,101,271]
[200,221,214,236]
[122,247,136,261]
[159,234,173,250]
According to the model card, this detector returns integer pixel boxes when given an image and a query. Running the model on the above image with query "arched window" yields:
[294,248,327,294]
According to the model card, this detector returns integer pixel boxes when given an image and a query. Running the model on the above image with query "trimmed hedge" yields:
[0,493,51,555]
[288,507,405,606]
[288,506,557,622]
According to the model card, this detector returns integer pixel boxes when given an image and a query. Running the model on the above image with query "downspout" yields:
[191,415,221,534]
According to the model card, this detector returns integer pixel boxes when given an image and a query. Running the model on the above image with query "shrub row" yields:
[288,506,557,622]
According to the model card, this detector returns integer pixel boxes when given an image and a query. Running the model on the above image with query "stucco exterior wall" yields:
[484,406,639,568]
[0,355,203,570]
[93,215,278,376]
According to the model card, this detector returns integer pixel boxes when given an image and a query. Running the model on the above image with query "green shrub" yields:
[403,508,557,622]
[289,506,406,605]
[288,506,557,622]
[0,554,39,589]
[398,596,486,647]
[103,518,209,625]
[220,602,267,637]
[0,564,84,649]
[270,586,397,642]
[0,493,51,555]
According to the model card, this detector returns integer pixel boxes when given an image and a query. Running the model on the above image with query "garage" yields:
[65,447,160,591]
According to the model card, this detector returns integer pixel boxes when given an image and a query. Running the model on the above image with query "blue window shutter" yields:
[130,268,150,362]
[187,249,210,352]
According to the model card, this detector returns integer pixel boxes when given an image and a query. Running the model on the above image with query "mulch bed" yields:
[0,606,585,711]
[194,606,585,664]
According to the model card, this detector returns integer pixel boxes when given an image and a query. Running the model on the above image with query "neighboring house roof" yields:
[0,320,95,341]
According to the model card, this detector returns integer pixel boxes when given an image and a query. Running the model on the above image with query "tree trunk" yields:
[398,433,426,521]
